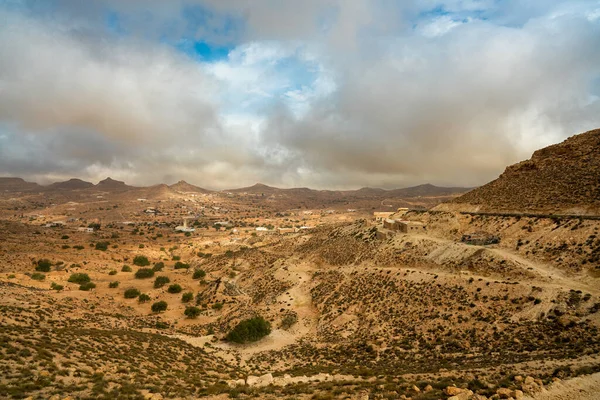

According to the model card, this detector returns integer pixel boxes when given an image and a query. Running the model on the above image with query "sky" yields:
[1,0,600,190]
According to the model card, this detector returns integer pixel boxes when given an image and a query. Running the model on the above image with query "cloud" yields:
[1,1,600,189]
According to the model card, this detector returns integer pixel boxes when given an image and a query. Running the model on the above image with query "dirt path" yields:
[524,373,600,400]
[173,261,319,364]
[408,234,600,295]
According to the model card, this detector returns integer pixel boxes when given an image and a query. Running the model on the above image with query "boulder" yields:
[445,386,467,396]
[424,384,433,392]
[448,390,474,400]
[247,373,274,387]
[496,388,513,399]
[412,385,421,392]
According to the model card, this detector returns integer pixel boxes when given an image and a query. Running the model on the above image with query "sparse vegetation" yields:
[68,273,91,284]
[151,301,168,313]
[133,255,150,266]
[226,316,271,344]
[35,259,52,272]
[134,268,154,279]
[184,306,201,318]
[154,276,170,288]
[167,284,182,294]
[124,288,141,299]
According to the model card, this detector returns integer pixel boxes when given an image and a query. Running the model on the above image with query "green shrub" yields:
[184,306,201,318]
[79,282,96,291]
[181,292,194,303]
[73,245,85,250]
[124,288,141,299]
[95,241,109,251]
[226,316,271,344]
[68,273,91,284]
[36,259,52,272]
[192,269,206,279]
[138,294,151,303]
[108,270,117,276]
[109,281,119,288]
[134,268,154,279]
[121,265,132,272]
[152,262,165,272]
[172,255,181,261]
[61,235,70,240]
[212,302,223,310]
[154,276,170,288]
[31,273,46,281]
[50,282,63,291]
[61,245,70,249]
[133,255,150,266]
[174,261,190,269]
[151,301,168,313]
[167,284,182,294]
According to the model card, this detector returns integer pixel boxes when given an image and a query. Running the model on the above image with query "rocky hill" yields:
[440,129,600,215]
[0,177,41,192]
[46,178,94,191]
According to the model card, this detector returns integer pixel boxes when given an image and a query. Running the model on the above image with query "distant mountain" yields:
[169,180,211,193]
[46,178,93,191]
[226,182,467,198]
[439,129,600,215]
[388,183,470,198]
[226,183,279,194]
[94,177,133,191]
[0,177,41,192]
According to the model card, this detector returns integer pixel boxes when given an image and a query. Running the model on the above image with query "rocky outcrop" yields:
[442,129,600,215]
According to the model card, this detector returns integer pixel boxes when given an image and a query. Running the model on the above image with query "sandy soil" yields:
[524,373,600,400]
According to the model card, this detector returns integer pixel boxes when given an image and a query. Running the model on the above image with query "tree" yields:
[181,292,194,303]
[95,241,109,251]
[133,255,150,266]
[174,261,190,270]
[124,288,141,299]
[109,281,119,288]
[184,306,201,318]
[31,273,45,281]
[153,276,170,288]
[226,316,271,344]
[68,273,91,284]
[79,282,96,291]
[152,262,165,272]
[192,269,206,280]
[36,259,52,272]
[134,268,154,279]
[151,301,168,313]
[167,284,182,294]
[138,294,151,303]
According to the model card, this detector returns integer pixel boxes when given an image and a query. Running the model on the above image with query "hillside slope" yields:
[439,129,600,215]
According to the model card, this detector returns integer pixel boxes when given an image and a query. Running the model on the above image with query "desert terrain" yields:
[1,130,599,400]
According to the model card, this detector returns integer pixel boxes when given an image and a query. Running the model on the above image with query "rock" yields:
[445,386,467,396]
[513,389,524,399]
[424,384,433,392]
[472,395,488,400]
[412,385,421,392]
[143,394,163,400]
[524,376,535,385]
[247,373,274,387]
[551,377,561,383]
[39,370,50,377]
[496,388,513,399]
[49,396,61,400]
[227,379,245,387]
[514,375,523,382]
[448,390,474,400]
